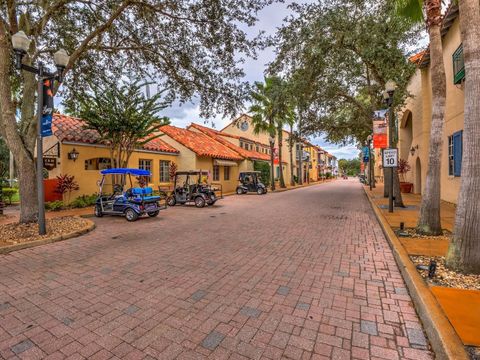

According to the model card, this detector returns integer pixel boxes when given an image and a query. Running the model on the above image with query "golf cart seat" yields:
[128,187,161,203]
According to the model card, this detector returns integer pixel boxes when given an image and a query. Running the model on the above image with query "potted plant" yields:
[397,158,413,193]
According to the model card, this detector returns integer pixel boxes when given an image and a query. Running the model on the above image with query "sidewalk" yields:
[364,184,479,359]
[365,184,456,231]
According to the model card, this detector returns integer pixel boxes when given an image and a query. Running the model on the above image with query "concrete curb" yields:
[0,217,96,255]
[363,188,468,360]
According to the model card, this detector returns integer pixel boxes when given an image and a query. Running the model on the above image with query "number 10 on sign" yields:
[383,148,398,168]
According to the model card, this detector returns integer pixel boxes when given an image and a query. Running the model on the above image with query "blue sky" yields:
[163,1,360,160]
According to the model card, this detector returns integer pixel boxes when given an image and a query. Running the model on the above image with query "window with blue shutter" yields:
[453,131,463,176]
[453,44,465,85]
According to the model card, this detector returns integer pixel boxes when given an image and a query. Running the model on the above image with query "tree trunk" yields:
[446,0,480,274]
[277,129,286,188]
[393,169,405,207]
[0,25,39,223]
[289,125,295,186]
[384,166,390,198]
[270,142,275,191]
[417,2,446,235]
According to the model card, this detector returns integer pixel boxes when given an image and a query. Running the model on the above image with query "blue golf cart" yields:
[94,168,164,221]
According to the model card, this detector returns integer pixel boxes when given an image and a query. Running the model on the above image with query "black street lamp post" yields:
[383,80,397,213]
[367,134,373,191]
[11,31,69,235]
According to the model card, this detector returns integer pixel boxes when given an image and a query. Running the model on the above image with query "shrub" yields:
[2,188,18,205]
[325,172,332,179]
[45,200,64,211]
[397,158,411,182]
[70,194,97,208]
[254,161,270,186]
[55,174,80,203]
[169,162,177,180]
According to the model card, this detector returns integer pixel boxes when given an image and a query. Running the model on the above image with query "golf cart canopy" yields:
[100,168,151,176]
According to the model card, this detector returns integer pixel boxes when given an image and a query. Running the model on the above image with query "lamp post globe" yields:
[385,79,397,93]
[54,49,69,83]
[11,31,30,53]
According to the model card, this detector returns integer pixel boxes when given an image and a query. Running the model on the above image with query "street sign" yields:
[383,148,398,168]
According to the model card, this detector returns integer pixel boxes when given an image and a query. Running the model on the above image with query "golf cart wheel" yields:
[194,196,206,208]
[236,187,244,195]
[166,196,176,207]
[257,188,264,195]
[94,205,103,217]
[125,208,139,222]
[148,210,159,217]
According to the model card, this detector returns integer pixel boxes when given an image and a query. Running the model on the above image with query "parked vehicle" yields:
[236,171,267,195]
[166,171,221,208]
[94,168,164,221]
[358,174,367,184]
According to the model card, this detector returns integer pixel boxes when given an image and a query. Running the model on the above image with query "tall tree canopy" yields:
[0,0,272,222]
[271,0,419,145]
[75,79,171,168]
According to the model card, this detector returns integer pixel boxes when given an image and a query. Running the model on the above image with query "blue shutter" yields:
[453,131,463,176]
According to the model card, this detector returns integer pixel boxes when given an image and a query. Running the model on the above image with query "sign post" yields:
[383,148,398,168]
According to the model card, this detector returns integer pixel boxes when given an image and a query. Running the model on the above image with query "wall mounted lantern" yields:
[410,145,419,157]
[68,148,79,161]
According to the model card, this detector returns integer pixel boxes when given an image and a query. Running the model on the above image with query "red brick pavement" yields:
[0,179,433,359]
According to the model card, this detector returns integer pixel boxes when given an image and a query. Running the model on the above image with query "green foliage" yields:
[272,0,419,145]
[2,188,18,205]
[75,79,171,167]
[395,0,424,23]
[325,172,333,179]
[254,161,271,187]
[70,194,97,208]
[55,174,80,203]
[45,201,64,211]
[338,159,361,176]
[0,138,8,179]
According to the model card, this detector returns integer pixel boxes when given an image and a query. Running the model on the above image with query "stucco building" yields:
[398,4,464,204]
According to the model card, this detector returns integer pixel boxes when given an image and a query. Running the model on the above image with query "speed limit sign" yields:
[383,148,398,168]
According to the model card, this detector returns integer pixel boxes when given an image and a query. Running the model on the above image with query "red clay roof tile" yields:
[188,123,271,161]
[52,114,179,154]
[159,125,244,161]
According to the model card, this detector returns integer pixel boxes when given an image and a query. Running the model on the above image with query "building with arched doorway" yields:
[398,4,464,204]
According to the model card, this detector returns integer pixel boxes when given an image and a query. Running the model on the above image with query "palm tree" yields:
[286,112,296,186]
[446,0,480,273]
[249,77,278,191]
[396,0,446,235]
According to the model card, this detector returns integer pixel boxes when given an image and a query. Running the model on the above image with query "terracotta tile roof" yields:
[159,125,244,161]
[188,123,271,161]
[409,50,428,65]
[52,114,179,154]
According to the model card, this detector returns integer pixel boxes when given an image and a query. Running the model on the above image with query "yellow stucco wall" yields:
[44,140,179,201]
[222,114,300,185]
[156,131,243,194]
[399,17,464,203]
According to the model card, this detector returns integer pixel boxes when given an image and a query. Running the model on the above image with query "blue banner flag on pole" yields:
[41,79,54,137]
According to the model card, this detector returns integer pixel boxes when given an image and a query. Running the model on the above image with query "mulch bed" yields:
[397,227,452,241]
[0,217,91,247]
[411,255,480,291]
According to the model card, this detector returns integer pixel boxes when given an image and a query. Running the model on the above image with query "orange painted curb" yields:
[363,188,468,360]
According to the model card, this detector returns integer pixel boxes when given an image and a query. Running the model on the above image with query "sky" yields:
[161,1,360,160]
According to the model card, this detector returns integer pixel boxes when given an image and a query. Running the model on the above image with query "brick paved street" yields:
[0,180,433,359]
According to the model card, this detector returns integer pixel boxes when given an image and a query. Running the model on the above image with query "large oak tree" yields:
[0,0,270,223]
